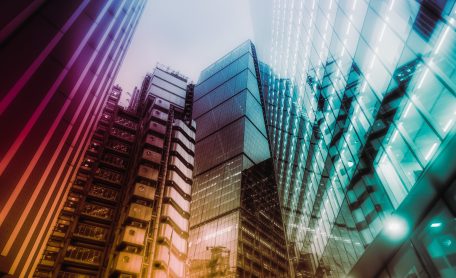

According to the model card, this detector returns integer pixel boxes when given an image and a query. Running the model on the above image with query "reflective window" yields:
[387,242,429,278]
[412,201,456,278]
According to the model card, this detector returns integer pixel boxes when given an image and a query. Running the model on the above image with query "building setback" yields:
[33,66,196,277]
[188,40,289,277]
[0,1,146,275]
[257,0,456,277]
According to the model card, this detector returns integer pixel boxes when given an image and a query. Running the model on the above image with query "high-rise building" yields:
[255,0,456,277]
[188,40,289,277]
[32,65,196,277]
[0,1,146,275]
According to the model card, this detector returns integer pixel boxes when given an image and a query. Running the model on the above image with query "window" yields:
[74,223,107,241]
[65,245,101,265]
[88,185,118,201]
[412,202,456,278]
[81,203,113,220]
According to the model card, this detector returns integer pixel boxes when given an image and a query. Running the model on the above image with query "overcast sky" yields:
[115,0,260,106]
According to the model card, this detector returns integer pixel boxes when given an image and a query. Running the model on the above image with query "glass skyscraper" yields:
[255,0,456,277]
[188,41,289,277]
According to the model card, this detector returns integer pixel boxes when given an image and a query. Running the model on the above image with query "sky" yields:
[115,0,259,106]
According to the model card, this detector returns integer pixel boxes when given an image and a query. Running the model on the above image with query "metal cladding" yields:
[34,67,196,277]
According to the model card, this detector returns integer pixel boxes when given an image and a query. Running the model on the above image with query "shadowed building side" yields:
[0,1,147,275]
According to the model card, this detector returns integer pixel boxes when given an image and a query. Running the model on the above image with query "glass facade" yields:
[188,41,289,277]
[256,0,456,277]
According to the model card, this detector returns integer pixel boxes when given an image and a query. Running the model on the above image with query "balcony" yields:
[113,252,142,274]
[127,203,152,222]
[119,226,146,246]
[132,183,155,201]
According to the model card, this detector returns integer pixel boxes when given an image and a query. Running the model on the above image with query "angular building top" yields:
[193,40,270,174]
[189,40,289,277]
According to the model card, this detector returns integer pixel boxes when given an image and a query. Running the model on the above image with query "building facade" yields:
[0,1,146,275]
[33,66,196,277]
[188,41,289,277]
[257,0,456,277]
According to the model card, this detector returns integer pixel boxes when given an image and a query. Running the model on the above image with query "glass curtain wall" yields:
[259,0,456,276]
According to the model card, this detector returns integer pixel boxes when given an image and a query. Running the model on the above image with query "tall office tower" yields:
[33,65,195,277]
[188,40,289,277]
[0,1,146,275]
[256,0,456,277]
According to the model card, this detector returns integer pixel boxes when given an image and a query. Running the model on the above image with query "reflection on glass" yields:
[412,202,456,278]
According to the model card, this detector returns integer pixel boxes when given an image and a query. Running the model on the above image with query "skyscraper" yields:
[33,65,195,277]
[0,1,146,275]
[188,41,289,277]
[255,0,456,277]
